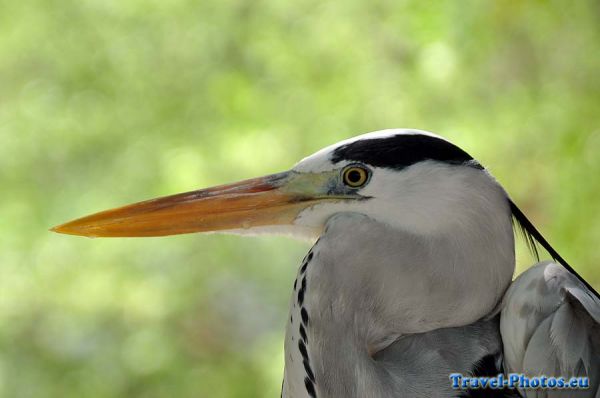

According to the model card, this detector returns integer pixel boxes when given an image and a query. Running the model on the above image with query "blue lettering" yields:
[448,373,589,390]
[508,373,519,388]
[461,377,470,389]
[449,374,461,389]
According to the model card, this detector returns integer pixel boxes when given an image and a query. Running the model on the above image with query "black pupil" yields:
[347,169,363,184]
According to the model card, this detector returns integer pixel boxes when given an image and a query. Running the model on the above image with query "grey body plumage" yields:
[501,262,600,398]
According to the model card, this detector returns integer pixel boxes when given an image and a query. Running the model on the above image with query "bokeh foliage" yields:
[1,0,599,397]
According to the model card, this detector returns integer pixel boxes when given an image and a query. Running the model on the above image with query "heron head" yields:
[52,129,510,240]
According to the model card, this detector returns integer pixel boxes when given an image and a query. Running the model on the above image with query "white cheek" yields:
[293,200,367,229]
[209,225,320,241]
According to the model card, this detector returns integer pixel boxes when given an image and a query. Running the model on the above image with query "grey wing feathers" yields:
[374,315,508,397]
[500,261,600,398]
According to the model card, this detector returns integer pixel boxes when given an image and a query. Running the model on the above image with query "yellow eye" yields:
[342,166,370,188]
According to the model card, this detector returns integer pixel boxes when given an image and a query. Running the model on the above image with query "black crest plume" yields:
[509,201,599,298]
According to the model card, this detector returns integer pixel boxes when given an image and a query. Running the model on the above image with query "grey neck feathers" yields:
[298,201,514,396]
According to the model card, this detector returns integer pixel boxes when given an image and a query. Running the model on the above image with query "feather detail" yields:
[509,200,599,299]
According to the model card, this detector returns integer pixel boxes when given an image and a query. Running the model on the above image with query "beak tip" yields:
[50,223,84,237]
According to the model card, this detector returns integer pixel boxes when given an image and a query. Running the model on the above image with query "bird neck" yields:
[283,210,514,397]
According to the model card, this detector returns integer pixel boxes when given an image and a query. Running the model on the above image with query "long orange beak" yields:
[51,172,322,238]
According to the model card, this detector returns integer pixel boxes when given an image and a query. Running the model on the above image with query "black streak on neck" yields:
[298,249,317,397]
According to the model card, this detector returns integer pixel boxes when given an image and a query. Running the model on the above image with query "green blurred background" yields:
[1,0,599,397]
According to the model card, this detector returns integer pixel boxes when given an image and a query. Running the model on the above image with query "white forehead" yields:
[293,129,447,173]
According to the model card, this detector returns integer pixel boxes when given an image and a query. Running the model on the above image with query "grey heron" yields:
[53,129,600,398]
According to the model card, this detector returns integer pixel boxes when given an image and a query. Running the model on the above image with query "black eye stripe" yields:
[331,133,482,171]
